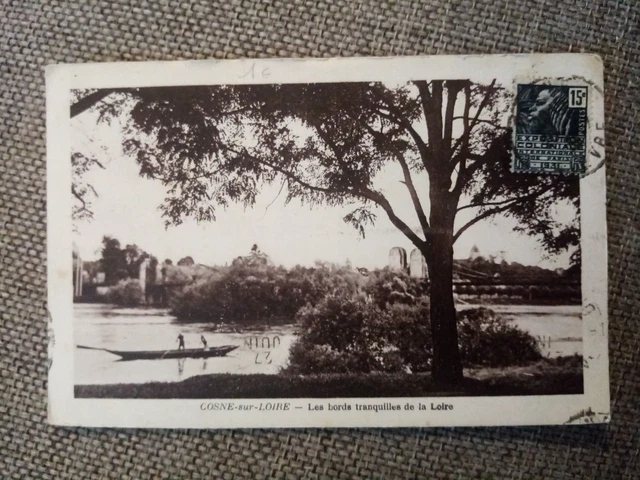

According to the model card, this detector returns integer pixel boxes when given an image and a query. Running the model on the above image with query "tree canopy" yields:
[100,235,150,285]
[72,81,579,262]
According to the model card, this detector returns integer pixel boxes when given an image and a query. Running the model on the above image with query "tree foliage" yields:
[177,256,195,267]
[285,297,542,374]
[100,235,149,285]
[71,152,104,222]
[106,279,145,306]
[171,261,364,323]
[101,236,127,285]
[73,82,579,258]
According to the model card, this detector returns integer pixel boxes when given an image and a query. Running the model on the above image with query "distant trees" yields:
[124,244,148,278]
[170,262,434,323]
[106,279,146,306]
[177,256,195,266]
[454,257,579,283]
[147,256,159,284]
[101,236,127,285]
[171,262,364,323]
[100,235,149,285]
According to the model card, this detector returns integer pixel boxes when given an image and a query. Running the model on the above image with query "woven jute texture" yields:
[1,1,639,478]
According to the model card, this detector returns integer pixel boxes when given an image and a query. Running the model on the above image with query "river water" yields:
[464,304,583,358]
[74,304,297,385]
[73,303,582,385]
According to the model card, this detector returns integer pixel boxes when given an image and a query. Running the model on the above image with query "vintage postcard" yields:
[47,54,609,428]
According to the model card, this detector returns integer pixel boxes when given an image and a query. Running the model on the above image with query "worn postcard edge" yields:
[46,54,609,428]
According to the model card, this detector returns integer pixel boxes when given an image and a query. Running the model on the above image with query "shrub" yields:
[171,264,289,322]
[106,279,145,306]
[513,286,527,297]
[373,302,432,372]
[285,294,430,375]
[170,262,363,323]
[457,307,542,367]
[286,300,542,374]
[171,263,436,324]
[486,285,498,295]
[364,268,428,308]
[477,285,492,296]
[286,295,391,374]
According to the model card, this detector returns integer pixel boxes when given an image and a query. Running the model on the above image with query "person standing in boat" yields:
[177,333,185,351]
[200,335,208,351]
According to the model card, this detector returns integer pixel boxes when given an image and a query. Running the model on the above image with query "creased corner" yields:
[564,407,610,425]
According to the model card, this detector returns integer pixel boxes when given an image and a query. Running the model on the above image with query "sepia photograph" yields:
[47,55,608,428]
[69,77,584,399]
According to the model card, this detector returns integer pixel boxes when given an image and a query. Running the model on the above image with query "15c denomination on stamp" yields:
[514,84,588,174]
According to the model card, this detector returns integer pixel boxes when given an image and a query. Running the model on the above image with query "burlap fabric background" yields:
[1,1,639,478]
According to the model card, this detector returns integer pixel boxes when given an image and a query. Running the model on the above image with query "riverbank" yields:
[75,357,582,398]
[455,297,581,306]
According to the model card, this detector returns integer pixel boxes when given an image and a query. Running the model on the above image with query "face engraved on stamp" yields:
[514,84,588,174]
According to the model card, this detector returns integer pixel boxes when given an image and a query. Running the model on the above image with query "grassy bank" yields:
[75,357,582,399]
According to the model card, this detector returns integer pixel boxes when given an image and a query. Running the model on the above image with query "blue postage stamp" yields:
[514,84,588,174]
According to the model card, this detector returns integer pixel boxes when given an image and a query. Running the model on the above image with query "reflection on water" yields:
[74,304,296,385]
[75,303,583,385]
[462,304,583,358]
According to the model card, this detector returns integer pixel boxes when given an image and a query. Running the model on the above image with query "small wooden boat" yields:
[77,345,239,361]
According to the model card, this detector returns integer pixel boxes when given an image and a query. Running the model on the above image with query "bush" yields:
[171,263,435,324]
[373,302,432,372]
[286,299,542,374]
[170,262,363,323]
[457,307,542,367]
[486,286,498,295]
[286,295,398,374]
[285,295,428,375]
[171,264,288,322]
[364,268,428,308]
[106,279,145,306]
[513,285,527,297]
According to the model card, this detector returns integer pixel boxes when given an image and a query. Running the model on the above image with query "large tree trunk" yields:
[425,189,464,386]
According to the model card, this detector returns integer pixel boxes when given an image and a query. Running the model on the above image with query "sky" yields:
[71,91,576,270]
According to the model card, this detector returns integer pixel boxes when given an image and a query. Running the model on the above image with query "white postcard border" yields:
[47,54,609,428]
